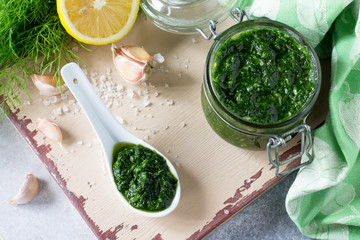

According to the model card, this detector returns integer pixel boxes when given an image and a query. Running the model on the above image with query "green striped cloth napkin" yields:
[235,0,360,239]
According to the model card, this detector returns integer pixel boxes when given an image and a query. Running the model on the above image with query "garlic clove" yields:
[36,117,63,144]
[31,74,67,96]
[120,46,153,63]
[10,173,39,205]
[112,45,156,83]
[114,54,147,83]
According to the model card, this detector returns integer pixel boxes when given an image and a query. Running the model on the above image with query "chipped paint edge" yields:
[3,101,124,240]
[187,144,302,240]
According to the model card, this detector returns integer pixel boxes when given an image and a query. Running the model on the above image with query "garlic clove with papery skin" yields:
[120,46,153,63]
[10,173,39,205]
[112,45,156,83]
[31,74,67,96]
[36,117,63,145]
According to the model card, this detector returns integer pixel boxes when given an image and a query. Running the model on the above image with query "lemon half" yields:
[57,0,140,45]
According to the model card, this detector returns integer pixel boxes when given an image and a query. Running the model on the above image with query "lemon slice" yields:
[57,0,140,45]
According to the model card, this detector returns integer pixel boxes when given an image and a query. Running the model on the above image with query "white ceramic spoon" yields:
[61,63,181,217]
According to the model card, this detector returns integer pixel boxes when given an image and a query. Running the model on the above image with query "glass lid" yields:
[140,0,237,34]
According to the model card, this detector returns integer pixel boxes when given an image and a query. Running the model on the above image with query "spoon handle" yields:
[61,63,131,155]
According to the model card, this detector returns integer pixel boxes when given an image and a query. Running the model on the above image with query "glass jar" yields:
[140,0,237,34]
[201,17,321,176]
[140,3,322,176]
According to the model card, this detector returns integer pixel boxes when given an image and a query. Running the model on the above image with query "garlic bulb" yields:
[36,118,63,145]
[10,173,39,205]
[112,45,156,83]
[31,74,67,96]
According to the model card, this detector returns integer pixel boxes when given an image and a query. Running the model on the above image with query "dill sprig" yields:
[0,0,85,113]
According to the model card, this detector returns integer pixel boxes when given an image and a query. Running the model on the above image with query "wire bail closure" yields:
[196,7,248,40]
[266,123,314,177]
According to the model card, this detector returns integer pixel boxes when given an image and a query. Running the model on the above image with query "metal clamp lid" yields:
[266,122,314,177]
[196,7,248,40]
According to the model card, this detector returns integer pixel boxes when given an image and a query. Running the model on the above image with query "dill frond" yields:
[0,0,85,115]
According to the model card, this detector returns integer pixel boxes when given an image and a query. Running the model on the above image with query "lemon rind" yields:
[57,0,140,45]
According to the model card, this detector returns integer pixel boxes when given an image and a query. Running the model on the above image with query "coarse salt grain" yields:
[224,209,229,215]
[153,53,165,63]
[165,125,169,130]
[116,84,124,91]
[90,72,97,78]
[63,105,69,113]
[53,107,62,115]
[167,99,174,106]
[165,149,170,153]
[154,92,159,97]
[245,179,251,184]
[143,100,151,107]
[99,75,106,82]
[180,122,186,127]
[127,89,134,98]
[192,38,197,44]
[164,83,169,88]
[143,135,150,140]
[49,96,57,104]
[173,55,179,59]
[87,144,92,148]
[77,141,83,145]
[72,46,79,53]
[24,100,31,105]
[116,116,125,125]
[69,100,75,105]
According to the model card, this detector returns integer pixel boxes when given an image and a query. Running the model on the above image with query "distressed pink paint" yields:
[224,169,262,204]
[152,233,164,240]
[4,102,126,240]
[187,142,303,240]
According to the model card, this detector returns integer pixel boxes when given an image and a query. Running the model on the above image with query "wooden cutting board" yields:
[4,13,330,240]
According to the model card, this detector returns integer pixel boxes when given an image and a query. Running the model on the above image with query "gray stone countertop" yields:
[0,117,310,240]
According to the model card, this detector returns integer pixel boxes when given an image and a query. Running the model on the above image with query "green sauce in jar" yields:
[212,28,315,124]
